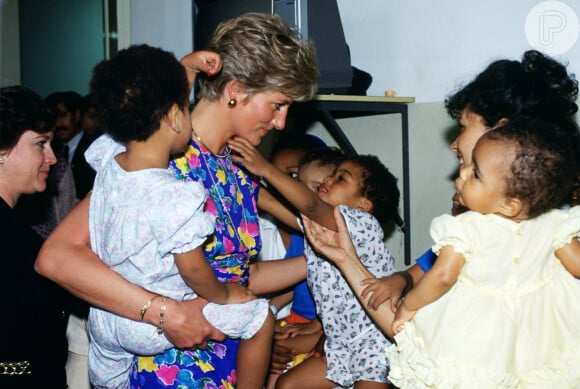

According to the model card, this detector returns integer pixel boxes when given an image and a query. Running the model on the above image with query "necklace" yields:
[197,146,254,261]
[191,127,231,158]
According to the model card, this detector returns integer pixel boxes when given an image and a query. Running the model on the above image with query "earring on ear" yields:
[0,156,4,164]
[228,99,237,108]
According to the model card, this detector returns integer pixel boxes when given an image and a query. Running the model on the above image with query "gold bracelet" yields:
[157,296,167,335]
[140,295,161,321]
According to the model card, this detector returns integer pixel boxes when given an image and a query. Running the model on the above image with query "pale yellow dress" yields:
[386,207,580,389]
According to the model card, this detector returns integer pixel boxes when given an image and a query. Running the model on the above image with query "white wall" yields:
[129,0,580,269]
[337,0,580,102]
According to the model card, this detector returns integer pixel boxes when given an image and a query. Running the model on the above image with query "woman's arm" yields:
[302,208,396,338]
[35,196,224,348]
[248,255,306,295]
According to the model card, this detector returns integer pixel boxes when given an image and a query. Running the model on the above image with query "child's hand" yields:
[228,136,270,177]
[302,207,355,267]
[180,50,222,88]
[224,282,255,304]
[361,274,407,312]
[391,301,416,335]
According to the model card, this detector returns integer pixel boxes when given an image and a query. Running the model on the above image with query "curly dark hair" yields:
[483,117,576,218]
[445,50,580,206]
[346,155,400,226]
[89,44,189,143]
[299,147,346,170]
[0,86,55,151]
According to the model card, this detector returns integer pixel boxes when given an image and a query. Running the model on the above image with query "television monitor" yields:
[194,0,353,94]
[272,0,352,94]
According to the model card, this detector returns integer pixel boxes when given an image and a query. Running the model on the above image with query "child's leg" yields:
[266,332,322,389]
[353,380,391,389]
[275,356,336,389]
[236,312,275,389]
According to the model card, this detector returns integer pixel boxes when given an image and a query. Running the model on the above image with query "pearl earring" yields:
[228,99,237,108]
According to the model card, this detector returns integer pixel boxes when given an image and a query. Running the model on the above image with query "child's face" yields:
[316,161,369,209]
[454,137,513,215]
[449,109,490,167]
[298,161,337,192]
[271,148,307,179]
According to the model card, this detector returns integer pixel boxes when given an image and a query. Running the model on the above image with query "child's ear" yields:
[165,104,182,134]
[498,196,524,218]
[356,197,373,213]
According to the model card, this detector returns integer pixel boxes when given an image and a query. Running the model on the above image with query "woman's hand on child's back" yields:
[224,282,256,304]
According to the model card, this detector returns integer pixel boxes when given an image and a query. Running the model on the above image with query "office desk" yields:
[298,94,415,265]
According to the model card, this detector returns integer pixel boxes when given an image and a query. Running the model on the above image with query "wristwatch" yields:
[269,304,278,316]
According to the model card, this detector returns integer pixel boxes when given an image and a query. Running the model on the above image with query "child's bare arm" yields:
[229,136,336,229]
[392,245,464,334]
[174,247,254,304]
[555,238,580,277]
[257,187,300,230]
[180,51,222,92]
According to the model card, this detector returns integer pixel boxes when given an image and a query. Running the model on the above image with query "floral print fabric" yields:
[130,140,261,388]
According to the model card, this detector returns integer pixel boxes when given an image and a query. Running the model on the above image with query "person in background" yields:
[80,94,102,137]
[258,132,329,320]
[0,85,67,388]
[35,12,319,388]
[45,90,96,389]
[45,90,97,200]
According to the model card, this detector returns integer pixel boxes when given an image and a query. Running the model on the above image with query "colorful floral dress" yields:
[130,140,262,389]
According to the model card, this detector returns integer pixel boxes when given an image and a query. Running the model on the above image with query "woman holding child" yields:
[302,51,580,387]
[36,12,318,388]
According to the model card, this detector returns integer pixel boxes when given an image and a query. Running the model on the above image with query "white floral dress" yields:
[305,205,396,387]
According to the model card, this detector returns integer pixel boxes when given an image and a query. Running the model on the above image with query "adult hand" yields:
[163,298,225,349]
[301,206,356,268]
[269,332,297,374]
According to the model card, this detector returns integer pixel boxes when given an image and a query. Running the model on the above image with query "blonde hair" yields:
[198,13,319,102]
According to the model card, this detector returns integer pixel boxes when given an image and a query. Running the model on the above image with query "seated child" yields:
[230,137,400,389]
[267,147,346,389]
[85,45,272,389]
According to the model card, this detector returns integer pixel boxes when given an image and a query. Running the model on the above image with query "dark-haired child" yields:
[381,117,580,387]
[230,137,399,388]
[85,45,272,389]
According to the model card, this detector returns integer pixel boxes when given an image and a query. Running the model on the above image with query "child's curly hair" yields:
[483,116,577,218]
[348,155,400,226]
